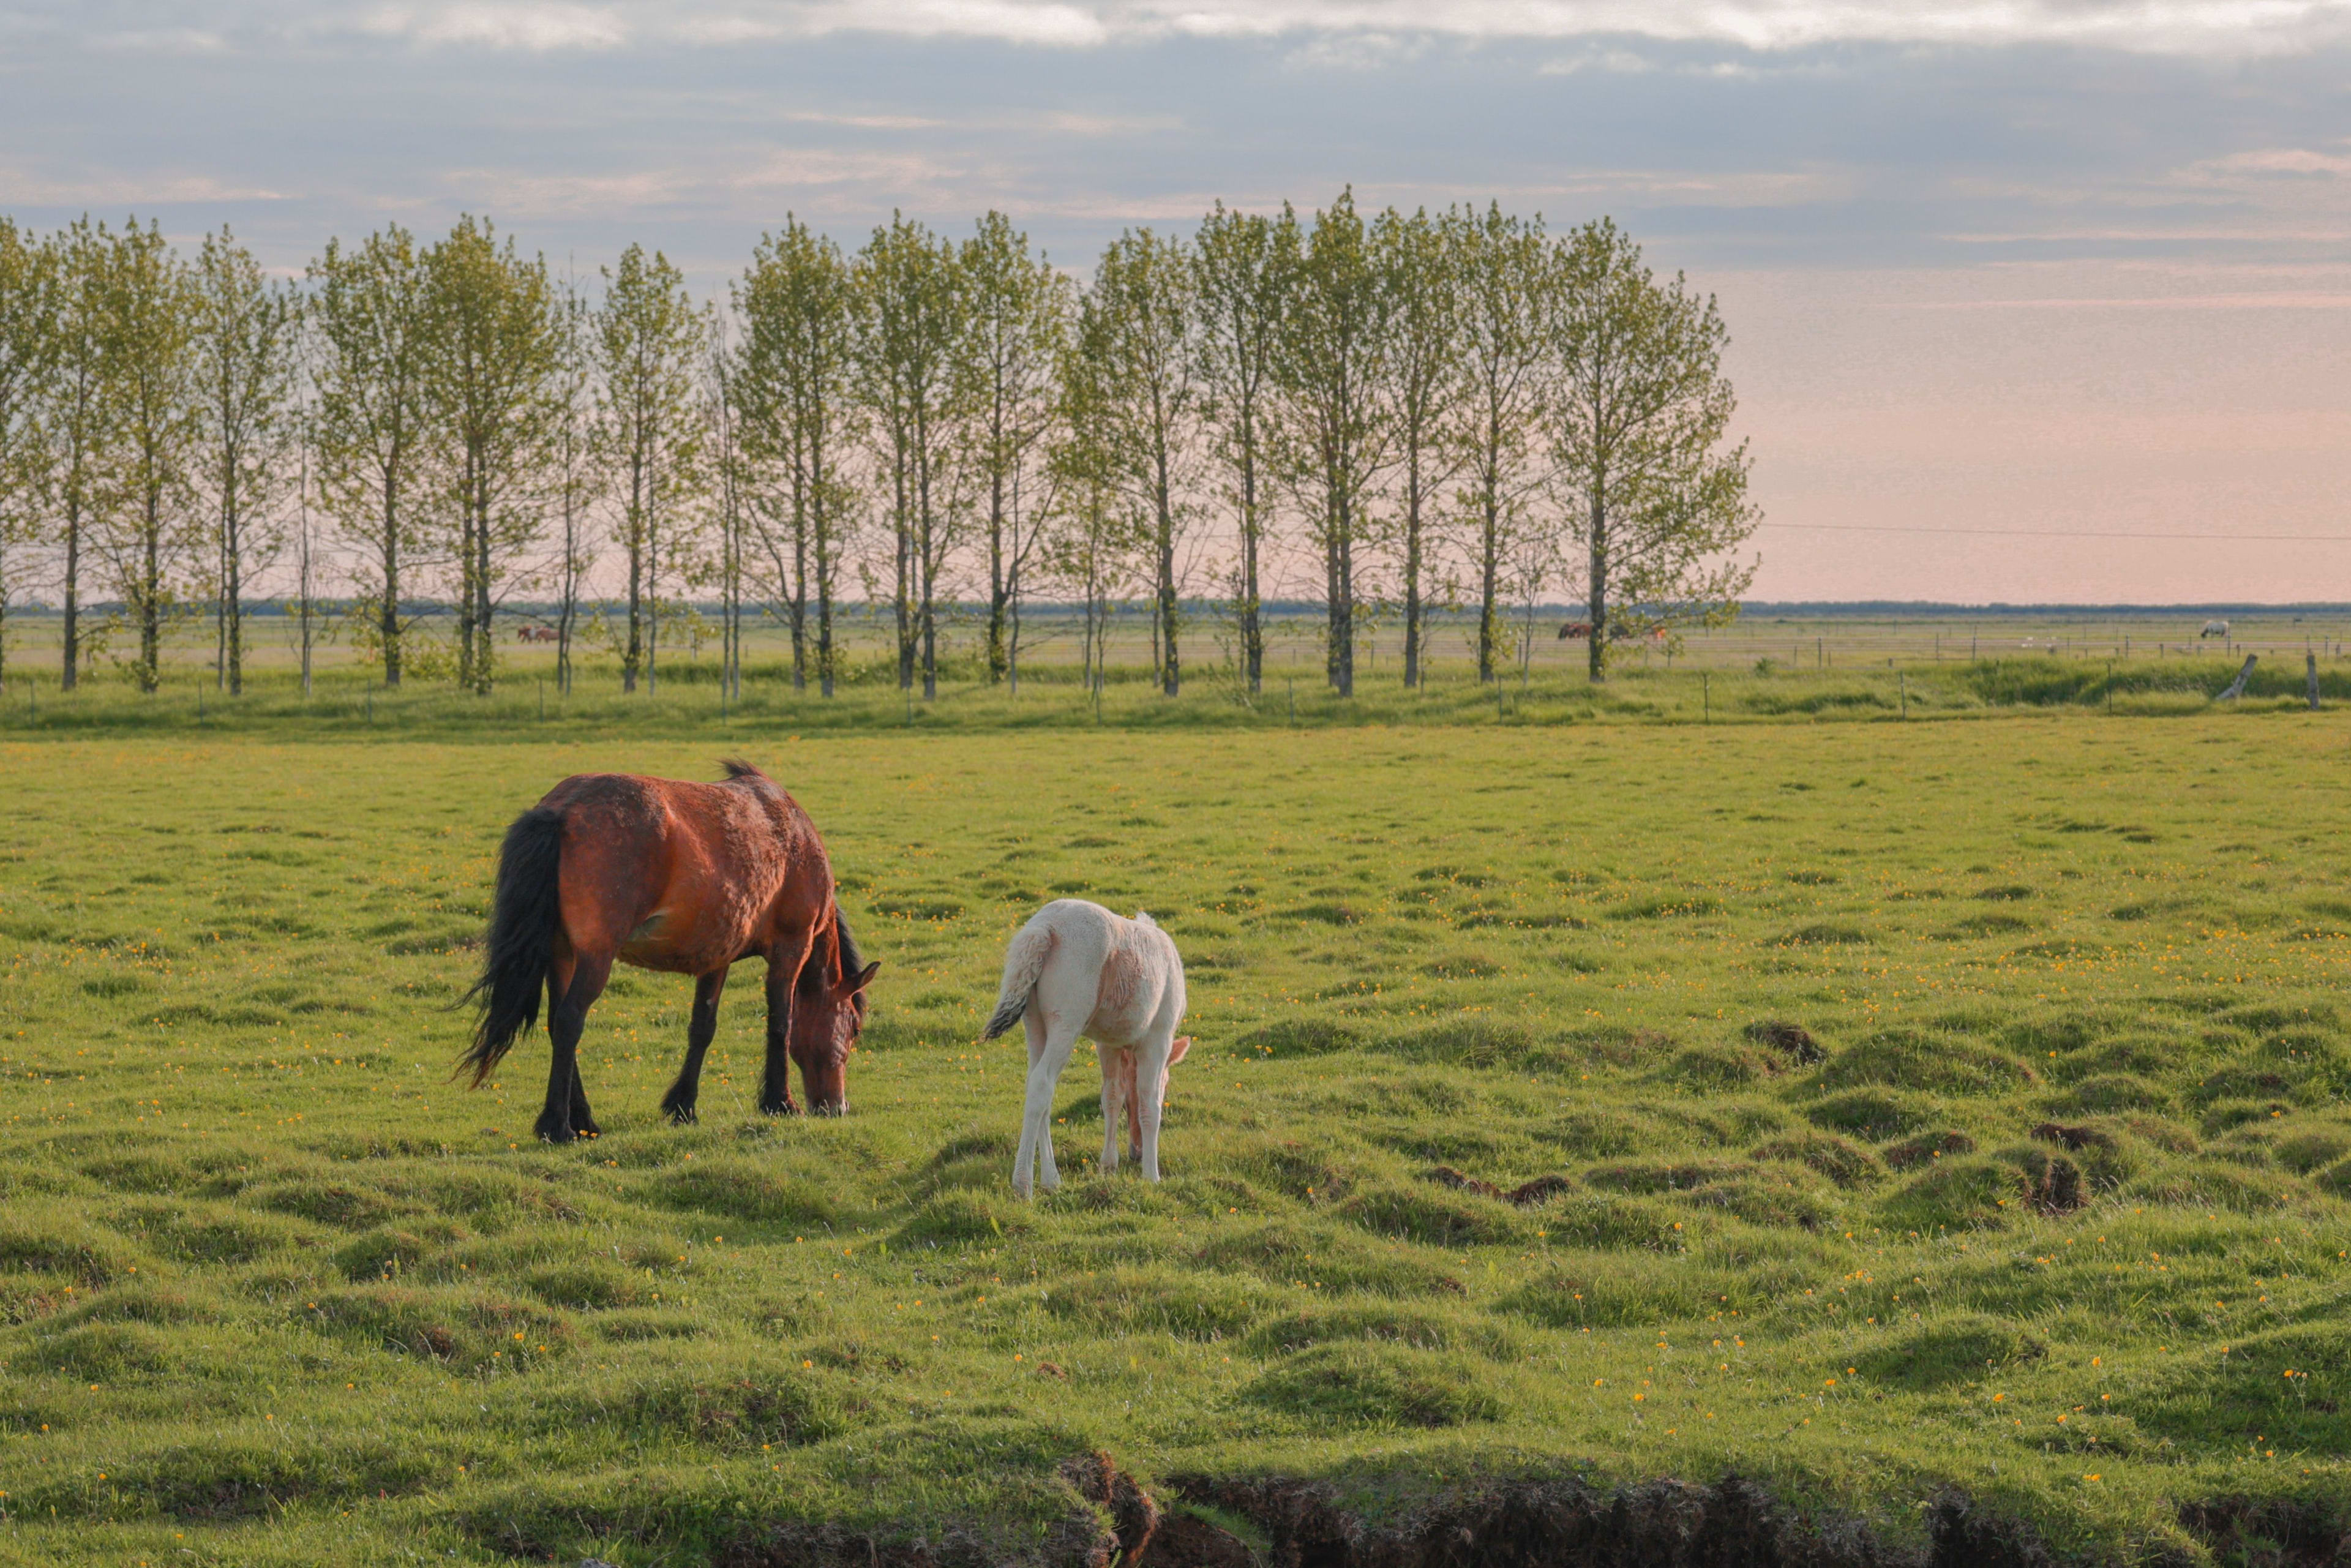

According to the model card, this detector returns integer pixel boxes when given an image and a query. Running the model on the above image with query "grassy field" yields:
[2,716,2349,1564]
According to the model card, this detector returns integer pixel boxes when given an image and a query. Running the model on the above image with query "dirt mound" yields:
[1147,1473,2060,1568]
[1746,1021,1827,1065]
[1422,1166,1575,1207]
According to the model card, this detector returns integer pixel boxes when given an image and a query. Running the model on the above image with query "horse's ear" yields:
[1169,1035,1192,1065]
[849,961,880,993]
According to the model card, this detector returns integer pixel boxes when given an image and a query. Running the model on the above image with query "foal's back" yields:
[1038,899,1181,1046]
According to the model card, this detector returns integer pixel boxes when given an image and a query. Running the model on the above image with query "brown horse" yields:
[459,760,878,1142]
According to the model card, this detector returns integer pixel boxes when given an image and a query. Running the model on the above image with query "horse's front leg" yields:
[761,928,816,1115]
[539,948,612,1144]
[658,969,728,1125]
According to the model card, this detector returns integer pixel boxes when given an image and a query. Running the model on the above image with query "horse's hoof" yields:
[662,1103,697,1126]
[536,1121,576,1144]
[758,1097,797,1117]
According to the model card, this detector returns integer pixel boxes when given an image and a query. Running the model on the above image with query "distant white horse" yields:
[2202,620,2230,639]
[982,899,1190,1198]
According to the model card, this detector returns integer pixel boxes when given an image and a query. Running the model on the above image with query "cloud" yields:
[22,0,2351,54]
[358,3,629,49]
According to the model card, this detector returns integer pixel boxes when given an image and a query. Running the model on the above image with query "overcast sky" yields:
[3,0,2347,602]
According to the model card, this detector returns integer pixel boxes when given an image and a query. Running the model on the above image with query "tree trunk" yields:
[61,503,80,692]
[380,468,402,689]
[139,489,161,694]
[224,490,243,697]
[987,467,1009,684]
[624,452,644,694]
[790,490,808,692]
[1478,486,1501,684]
[817,525,835,700]
[1403,445,1424,689]
[1587,491,1608,684]
[1240,427,1261,695]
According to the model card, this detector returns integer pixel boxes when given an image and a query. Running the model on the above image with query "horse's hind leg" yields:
[1013,1010,1081,1199]
[659,969,729,1125]
[539,948,612,1144]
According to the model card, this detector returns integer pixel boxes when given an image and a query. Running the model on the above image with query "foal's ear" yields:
[849,961,881,993]
[1168,1035,1192,1065]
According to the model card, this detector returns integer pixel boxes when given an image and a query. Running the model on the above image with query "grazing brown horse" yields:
[459,760,879,1142]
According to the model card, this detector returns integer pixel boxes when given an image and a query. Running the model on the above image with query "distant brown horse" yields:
[460,760,879,1142]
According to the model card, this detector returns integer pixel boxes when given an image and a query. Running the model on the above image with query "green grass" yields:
[2,716,2350,1563]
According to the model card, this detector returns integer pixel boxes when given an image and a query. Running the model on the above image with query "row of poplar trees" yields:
[0,192,1755,698]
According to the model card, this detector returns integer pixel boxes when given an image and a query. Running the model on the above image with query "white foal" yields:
[981,898,1189,1199]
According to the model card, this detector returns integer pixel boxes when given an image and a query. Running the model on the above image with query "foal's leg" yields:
[1013,1011,1082,1199]
[1135,1035,1170,1182]
[658,969,729,1125]
[538,949,612,1144]
[1098,1046,1126,1176]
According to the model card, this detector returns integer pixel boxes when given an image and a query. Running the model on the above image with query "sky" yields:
[2,0,2347,603]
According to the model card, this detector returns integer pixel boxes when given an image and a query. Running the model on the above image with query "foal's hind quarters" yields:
[982,898,1190,1199]
[460,761,878,1142]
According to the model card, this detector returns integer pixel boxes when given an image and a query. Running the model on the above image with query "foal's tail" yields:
[981,920,1055,1040]
[458,807,565,1086]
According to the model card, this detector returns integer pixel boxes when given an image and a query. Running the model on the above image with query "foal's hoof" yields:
[535,1117,577,1145]
[662,1102,698,1126]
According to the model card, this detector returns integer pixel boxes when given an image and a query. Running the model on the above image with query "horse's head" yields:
[793,913,879,1115]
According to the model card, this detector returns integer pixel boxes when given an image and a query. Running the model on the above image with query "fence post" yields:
[1900,671,1907,718]
[1703,672,1710,724]
[2308,652,2321,712]
[2216,655,2257,702]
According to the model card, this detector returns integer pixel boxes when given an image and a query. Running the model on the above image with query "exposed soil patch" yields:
[1746,1020,1828,1065]
[1150,1472,2069,1568]
[2015,1149,2087,1215]
[2178,1494,2351,1567]
[1884,1131,1976,1170]
[2030,1122,2115,1153]
[1422,1166,1575,1207]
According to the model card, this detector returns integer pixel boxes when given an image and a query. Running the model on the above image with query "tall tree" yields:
[1373,204,1466,689]
[1190,203,1291,696]
[1051,297,1147,700]
[95,219,200,694]
[547,269,600,696]
[191,225,297,697]
[710,318,745,702]
[310,225,433,687]
[1453,203,1554,684]
[594,243,704,695]
[426,216,562,694]
[291,411,320,698]
[854,217,965,701]
[1086,227,1196,697]
[735,219,858,697]
[45,219,111,691]
[0,219,54,690]
[960,212,1069,691]
[1548,218,1757,681]
[1273,191,1391,698]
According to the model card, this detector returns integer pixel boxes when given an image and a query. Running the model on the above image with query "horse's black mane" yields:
[718,758,768,781]
[834,910,864,978]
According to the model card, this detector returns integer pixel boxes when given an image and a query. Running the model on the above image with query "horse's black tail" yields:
[458,806,564,1087]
